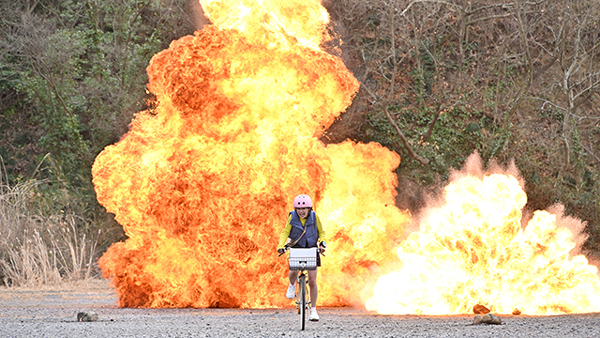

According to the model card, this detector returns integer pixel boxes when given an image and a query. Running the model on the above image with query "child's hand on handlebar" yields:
[277,248,286,255]
[319,241,327,255]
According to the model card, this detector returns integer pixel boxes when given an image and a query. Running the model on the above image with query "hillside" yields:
[323,0,600,251]
[0,0,599,285]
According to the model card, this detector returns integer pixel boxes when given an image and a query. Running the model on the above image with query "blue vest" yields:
[289,210,319,248]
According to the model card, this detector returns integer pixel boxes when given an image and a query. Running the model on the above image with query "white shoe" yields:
[309,308,319,321]
[286,284,296,299]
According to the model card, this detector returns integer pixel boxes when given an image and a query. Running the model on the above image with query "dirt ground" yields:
[1,280,599,338]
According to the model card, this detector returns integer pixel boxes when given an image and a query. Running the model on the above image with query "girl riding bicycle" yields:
[277,194,326,322]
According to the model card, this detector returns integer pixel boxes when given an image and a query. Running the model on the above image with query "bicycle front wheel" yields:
[299,274,306,330]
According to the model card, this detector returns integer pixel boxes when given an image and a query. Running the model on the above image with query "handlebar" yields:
[277,246,290,257]
[278,244,326,257]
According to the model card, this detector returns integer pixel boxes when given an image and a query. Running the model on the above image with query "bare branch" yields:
[421,104,443,141]
[399,0,458,17]
[572,77,600,105]
[528,97,567,113]
[580,142,600,165]
[361,84,430,165]
[31,60,73,118]
[465,2,513,16]
[465,13,512,26]
[384,105,430,165]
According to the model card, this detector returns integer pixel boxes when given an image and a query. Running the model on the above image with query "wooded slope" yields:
[0,0,599,285]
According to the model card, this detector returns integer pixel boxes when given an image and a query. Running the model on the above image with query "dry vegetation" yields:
[324,0,600,249]
[0,0,194,287]
[0,159,122,286]
[0,0,599,287]
[0,179,94,285]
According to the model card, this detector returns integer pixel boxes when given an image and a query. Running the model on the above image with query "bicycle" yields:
[280,246,318,330]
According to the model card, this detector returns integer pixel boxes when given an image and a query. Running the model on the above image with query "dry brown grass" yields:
[0,172,103,287]
[0,277,110,293]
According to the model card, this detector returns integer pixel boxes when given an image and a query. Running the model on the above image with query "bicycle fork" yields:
[295,272,311,314]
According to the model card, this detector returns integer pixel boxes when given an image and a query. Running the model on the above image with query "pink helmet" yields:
[293,194,313,208]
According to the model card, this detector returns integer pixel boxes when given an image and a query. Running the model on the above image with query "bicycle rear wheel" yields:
[299,274,306,330]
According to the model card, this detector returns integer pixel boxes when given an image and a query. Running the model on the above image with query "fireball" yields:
[92,0,408,308]
[93,0,600,314]
[366,155,600,315]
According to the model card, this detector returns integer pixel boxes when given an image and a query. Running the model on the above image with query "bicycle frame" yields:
[282,247,317,331]
[296,269,311,330]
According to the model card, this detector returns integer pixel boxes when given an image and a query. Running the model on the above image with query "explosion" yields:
[92,0,407,308]
[366,154,600,315]
[93,0,600,314]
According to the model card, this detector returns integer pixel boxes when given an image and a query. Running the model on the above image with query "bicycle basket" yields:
[288,247,318,271]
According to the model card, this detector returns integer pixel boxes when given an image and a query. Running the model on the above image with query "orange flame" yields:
[366,154,600,315]
[92,0,408,308]
[93,0,600,313]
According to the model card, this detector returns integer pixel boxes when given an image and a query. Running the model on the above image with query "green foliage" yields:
[0,0,194,185]
[409,41,436,101]
[1,0,600,281]
[365,105,486,184]
[539,105,565,122]
[483,127,511,160]
[0,0,193,285]
[333,0,600,255]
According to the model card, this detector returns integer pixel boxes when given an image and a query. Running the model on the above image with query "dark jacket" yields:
[288,210,318,248]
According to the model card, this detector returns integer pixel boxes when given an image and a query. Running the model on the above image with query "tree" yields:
[327,0,600,249]
[0,0,196,183]
[526,0,600,173]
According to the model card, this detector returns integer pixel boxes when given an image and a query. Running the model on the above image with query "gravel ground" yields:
[1,283,600,338]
